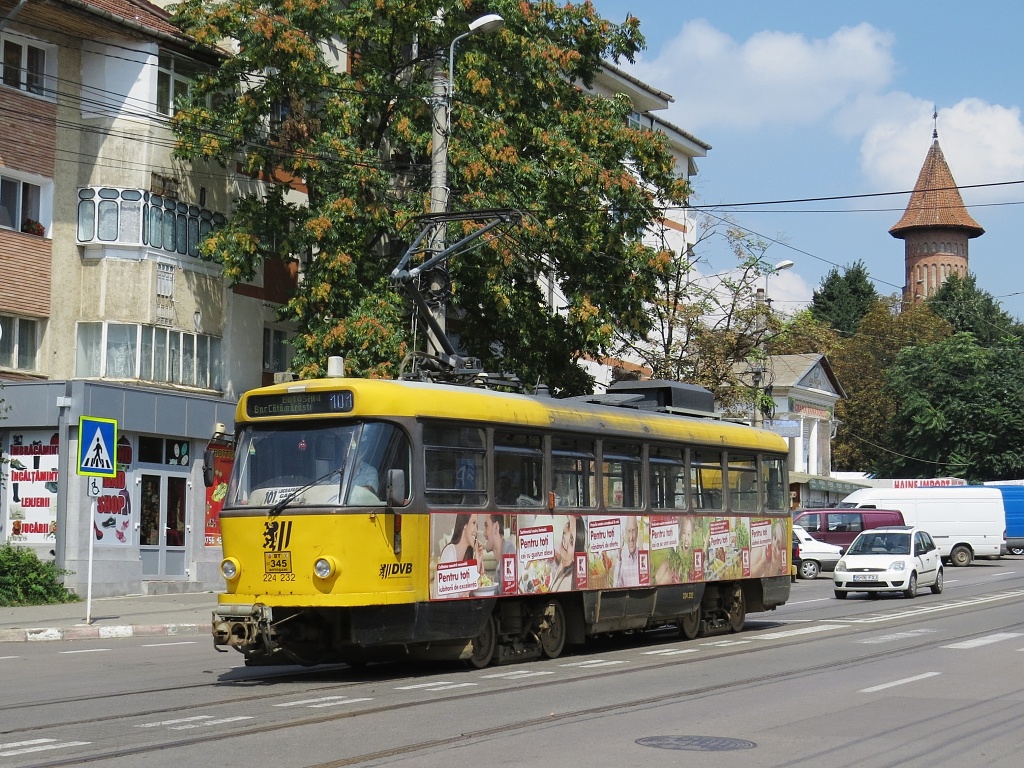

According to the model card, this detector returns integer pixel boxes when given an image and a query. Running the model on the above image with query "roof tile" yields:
[889,138,984,238]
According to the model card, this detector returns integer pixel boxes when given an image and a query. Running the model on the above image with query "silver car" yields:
[833,526,943,599]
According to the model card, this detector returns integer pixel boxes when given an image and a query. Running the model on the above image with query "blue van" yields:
[986,485,1024,555]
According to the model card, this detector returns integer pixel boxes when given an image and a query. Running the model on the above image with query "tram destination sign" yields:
[247,391,354,418]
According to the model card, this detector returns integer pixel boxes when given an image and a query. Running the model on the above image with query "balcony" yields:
[76,187,225,263]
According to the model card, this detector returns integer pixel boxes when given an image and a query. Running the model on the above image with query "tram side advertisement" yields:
[428,513,789,600]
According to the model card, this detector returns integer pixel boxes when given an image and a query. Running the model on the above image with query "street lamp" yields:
[426,12,504,353]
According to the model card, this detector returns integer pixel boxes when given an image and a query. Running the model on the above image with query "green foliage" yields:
[830,297,950,471]
[927,273,1024,344]
[171,0,689,394]
[0,545,79,607]
[810,260,878,337]
[875,333,1024,482]
[769,309,841,357]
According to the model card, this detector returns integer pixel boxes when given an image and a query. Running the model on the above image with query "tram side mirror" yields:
[202,449,215,488]
[386,469,406,507]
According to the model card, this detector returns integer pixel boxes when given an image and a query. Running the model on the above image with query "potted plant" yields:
[21,218,45,236]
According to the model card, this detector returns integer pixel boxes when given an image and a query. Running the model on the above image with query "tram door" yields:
[139,474,188,577]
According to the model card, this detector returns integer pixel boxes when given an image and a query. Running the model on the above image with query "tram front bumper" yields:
[212,603,271,652]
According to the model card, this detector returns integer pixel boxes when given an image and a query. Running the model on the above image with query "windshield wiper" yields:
[268,467,343,516]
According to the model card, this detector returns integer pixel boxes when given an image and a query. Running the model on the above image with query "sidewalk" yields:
[0,592,217,643]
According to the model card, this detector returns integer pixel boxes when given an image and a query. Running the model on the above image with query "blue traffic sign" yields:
[78,416,118,478]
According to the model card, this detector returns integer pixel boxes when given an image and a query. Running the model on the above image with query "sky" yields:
[590,0,1024,320]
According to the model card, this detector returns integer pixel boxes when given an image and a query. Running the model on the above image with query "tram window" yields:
[423,423,486,507]
[650,445,685,509]
[494,430,543,507]
[603,442,642,509]
[551,436,597,508]
[727,453,758,511]
[763,456,787,511]
[691,448,724,511]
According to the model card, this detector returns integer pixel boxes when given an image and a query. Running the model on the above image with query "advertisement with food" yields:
[3,431,60,544]
[92,435,134,546]
[704,518,745,581]
[747,517,789,577]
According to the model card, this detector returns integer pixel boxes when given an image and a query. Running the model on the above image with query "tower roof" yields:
[889,138,984,239]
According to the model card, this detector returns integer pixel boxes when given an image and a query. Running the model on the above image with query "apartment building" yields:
[1,0,293,595]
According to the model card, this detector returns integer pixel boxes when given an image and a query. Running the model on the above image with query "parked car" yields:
[833,525,943,599]
[792,524,842,579]
[793,508,905,553]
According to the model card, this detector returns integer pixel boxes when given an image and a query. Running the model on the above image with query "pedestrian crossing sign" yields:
[78,416,118,478]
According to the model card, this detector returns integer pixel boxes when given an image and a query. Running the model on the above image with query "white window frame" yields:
[0,314,41,371]
[156,52,207,116]
[75,321,222,390]
[263,327,293,373]
[1,32,56,99]
[0,168,51,235]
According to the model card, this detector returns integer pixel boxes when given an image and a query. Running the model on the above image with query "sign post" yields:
[77,417,118,625]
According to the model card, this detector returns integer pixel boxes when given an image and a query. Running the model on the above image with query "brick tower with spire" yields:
[889,119,984,302]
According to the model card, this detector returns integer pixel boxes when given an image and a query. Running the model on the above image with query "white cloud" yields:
[631,19,895,131]
[860,100,1024,200]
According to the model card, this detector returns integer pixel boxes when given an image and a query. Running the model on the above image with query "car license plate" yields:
[264,552,292,573]
[852,574,874,582]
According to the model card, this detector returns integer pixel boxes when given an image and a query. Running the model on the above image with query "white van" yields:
[838,487,1006,566]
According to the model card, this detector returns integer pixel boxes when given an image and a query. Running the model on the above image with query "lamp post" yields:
[752,259,795,427]
[426,13,504,354]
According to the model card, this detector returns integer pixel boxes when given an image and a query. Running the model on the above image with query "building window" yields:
[0,172,43,234]
[156,52,205,116]
[0,314,40,371]
[1,33,53,97]
[75,321,222,390]
[77,187,224,257]
[263,328,292,373]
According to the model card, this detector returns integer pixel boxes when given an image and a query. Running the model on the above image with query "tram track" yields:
[9,587,1024,768]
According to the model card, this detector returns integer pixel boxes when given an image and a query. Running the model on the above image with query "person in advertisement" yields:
[431,513,485,600]
[550,515,585,592]
[615,516,641,587]
[482,514,515,593]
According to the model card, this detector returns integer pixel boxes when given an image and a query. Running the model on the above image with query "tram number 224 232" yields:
[264,552,295,581]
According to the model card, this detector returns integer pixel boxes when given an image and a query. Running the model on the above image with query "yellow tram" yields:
[209,375,791,667]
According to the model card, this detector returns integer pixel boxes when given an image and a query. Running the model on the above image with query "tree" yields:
[875,332,1024,482]
[768,309,841,357]
[171,0,690,394]
[829,297,950,471]
[809,260,878,337]
[927,273,1024,344]
[611,221,785,410]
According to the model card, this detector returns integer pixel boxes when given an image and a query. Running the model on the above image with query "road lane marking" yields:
[825,589,1024,624]
[395,681,456,689]
[481,670,555,678]
[860,672,941,693]
[169,716,254,729]
[643,648,698,656]
[752,625,848,640]
[276,696,372,707]
[858,629,937,644]
[0,739,90,757]
[942,632,1022,649]
[136,716,214,728]
[559,659,627,668]
[58,648,111,654]
[142,641,198,647]
[0,655,19,660]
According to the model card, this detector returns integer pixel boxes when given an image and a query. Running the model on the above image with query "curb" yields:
[0,623,204,643]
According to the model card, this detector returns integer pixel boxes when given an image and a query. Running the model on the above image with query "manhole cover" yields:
[636,736,757,752]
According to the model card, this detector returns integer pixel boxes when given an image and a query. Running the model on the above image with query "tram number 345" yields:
[264,552,293,573]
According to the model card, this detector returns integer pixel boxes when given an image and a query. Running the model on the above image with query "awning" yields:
[789,472,869,495]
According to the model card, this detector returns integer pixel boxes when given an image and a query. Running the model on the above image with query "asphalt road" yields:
[3,557,1022,768]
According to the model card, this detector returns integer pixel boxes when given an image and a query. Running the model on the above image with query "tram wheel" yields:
[679,609,701,640]
[539,599,567,659]
[728,585,746,633]
[466,614,497,669]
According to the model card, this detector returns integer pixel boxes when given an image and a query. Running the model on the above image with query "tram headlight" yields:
[313,556,338,580]
[220,557,241,580]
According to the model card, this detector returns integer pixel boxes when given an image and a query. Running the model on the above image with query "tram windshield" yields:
[225,420,410,509]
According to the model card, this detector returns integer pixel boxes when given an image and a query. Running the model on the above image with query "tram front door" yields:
[139,473,187,577]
